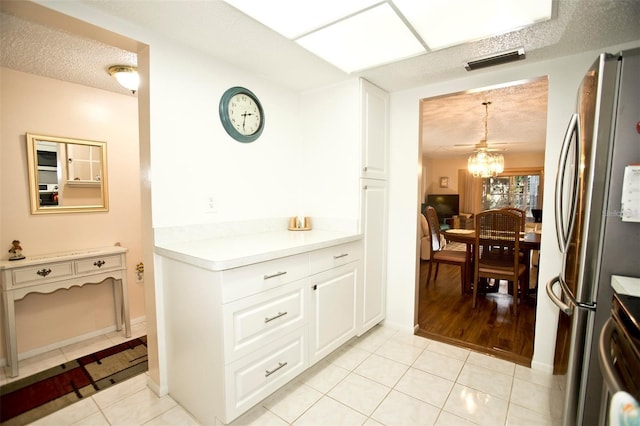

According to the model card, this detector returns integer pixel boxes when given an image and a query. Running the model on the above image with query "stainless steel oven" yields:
[599,292,640,424]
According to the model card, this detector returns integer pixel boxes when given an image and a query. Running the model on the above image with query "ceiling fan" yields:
[453,141,508,151]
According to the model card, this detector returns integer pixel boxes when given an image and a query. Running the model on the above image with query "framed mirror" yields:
[26,133,109,214]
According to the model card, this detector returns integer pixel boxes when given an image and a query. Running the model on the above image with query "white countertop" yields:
[612,275,640,297]
[155,229,362,271]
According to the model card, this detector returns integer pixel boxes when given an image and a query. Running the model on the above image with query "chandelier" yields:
[467,101,504,177]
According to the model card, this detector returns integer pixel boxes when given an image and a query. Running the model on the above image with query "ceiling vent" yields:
[464,47,526,71]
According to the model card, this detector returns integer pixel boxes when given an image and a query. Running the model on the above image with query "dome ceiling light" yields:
[108,65,139,94]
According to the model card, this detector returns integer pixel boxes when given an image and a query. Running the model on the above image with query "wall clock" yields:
[219,86,264,143]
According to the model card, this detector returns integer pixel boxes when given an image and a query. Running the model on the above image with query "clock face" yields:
[219,87,265,143]
[228,93,261,136]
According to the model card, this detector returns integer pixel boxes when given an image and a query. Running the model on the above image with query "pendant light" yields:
[467,101,504,177]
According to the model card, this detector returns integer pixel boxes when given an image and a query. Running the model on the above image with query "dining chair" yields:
[500,207,526,231]
[473,209,527,315]
[424,206,469,294]
[499,206,529,292]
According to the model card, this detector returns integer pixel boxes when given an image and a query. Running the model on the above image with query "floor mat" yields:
[0,336,147,425]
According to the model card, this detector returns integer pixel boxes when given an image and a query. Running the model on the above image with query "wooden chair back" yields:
[473,209,526,314]
[425,206,444,253]
[500,207,526,232]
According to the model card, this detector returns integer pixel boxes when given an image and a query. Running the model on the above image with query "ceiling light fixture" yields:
[108,65,139,94]
[223,0,551,73]
[468,101,505,178]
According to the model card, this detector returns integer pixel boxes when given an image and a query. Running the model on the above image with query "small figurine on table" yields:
[8,240,25,261]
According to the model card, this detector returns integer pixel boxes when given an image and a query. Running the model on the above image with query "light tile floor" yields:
[1,324,564,425]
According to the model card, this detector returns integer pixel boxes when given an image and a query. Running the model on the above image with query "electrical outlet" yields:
[205,193,218,213]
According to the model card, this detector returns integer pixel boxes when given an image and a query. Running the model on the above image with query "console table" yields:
[0,246,130,377]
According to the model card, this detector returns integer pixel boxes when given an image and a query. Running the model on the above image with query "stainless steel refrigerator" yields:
[546,48,640,425]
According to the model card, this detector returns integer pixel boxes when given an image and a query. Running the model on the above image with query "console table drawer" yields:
[12,262,74,287]
[75,255,123,274]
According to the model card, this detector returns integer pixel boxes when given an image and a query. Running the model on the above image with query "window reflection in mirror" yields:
[26,133,109,214]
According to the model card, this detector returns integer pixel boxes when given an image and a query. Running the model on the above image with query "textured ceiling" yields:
[1,0,639,156]
[0,11,137,96]
[422,77,549,157]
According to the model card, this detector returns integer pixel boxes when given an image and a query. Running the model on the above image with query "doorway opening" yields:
[416,77,549,366]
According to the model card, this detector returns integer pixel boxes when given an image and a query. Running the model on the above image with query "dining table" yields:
[443,228,542,295]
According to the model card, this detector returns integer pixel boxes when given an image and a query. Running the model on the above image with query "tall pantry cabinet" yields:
[359,78,389,335]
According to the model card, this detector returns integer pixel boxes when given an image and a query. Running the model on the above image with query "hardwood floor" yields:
[416,260,537,367]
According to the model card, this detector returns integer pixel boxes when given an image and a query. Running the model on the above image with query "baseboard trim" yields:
[530,359,554,374]
[146,376,169,397]
[0,316,146,367]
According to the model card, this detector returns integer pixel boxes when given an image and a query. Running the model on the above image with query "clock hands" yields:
[241,111,255,131]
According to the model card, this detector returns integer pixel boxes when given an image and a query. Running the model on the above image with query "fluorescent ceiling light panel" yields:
[296,3,425,73]
[223,0,380,39]
[393,0,553,50]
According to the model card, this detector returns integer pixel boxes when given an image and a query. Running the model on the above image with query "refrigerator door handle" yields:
[546,275,574,315]
[547,276,597,315]
[555,113,581,253]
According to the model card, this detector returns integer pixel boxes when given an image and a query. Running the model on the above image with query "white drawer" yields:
[75,255,123,274]
[12,262,74,287]
[224,328,307,423]
[220,253,309,303]
[309,241,362,275]
[223,280,308,362]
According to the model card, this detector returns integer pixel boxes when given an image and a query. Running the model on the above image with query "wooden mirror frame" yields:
[26,133,109,214]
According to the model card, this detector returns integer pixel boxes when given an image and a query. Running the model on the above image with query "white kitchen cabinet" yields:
[360,78,390,180]
[309,265,358,364]
[158,233,362,425]
[360,179,388,334]
[224,327,308,421]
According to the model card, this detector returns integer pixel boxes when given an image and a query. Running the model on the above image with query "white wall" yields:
[148,40,307,227]
[386,40,640,371]
[300,79,361,223]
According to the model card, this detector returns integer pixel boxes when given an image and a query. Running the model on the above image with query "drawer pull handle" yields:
[264,271,287,280]
[265,362,288,378]
[264,311,288,323]
[36,268,52,277]
[333,253,349,260]
[93,260,106,268]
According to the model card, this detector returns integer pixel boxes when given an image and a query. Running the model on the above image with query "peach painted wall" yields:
[0,68,144,357]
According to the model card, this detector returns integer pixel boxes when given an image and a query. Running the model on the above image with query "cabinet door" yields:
[309,263,359,365]
[360,179,388,334]
[360,78,389,179]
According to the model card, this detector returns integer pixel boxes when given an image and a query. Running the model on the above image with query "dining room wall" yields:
[422,152,545,197]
